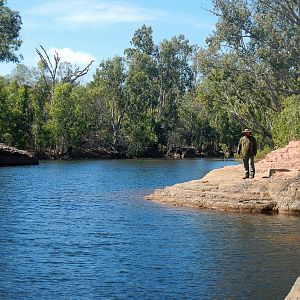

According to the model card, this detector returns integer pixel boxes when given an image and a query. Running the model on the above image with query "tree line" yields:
[0,0,299,158]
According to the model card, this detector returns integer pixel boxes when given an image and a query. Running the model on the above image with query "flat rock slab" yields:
[285,277,300,300]
[0,144,39,166]
[146,141,300,215]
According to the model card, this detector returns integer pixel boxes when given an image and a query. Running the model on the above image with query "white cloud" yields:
[29,0,166,27]
[48,47,96,65]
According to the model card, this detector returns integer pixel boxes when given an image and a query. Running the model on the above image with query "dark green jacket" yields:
[237,136,257,158]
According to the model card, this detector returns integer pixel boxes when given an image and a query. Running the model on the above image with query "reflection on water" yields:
[0,159,299,300]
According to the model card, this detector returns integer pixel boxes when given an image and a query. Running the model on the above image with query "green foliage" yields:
[124,26,196,152]
[124,111,158,157]
[91,56,128,147]
[255,145,272,160]
[30,81,51,152]
[10,64,39,86]
[196,0,300,142]
[0,76,10,140]
[1,17,298,156]
[219,143,230,159]
[0,0,22,62]
[272,96,300,147]
[0,78,32,148]
[130,24,157,56]
[194,82,243,147]
[46,83,94,153]
[8,84,32,148]
[3,132,12,145]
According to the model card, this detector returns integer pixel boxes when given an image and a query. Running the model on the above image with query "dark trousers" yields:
[243,156,255,177]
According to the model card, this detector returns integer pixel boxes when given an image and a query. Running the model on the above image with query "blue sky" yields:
[2,0,217,81]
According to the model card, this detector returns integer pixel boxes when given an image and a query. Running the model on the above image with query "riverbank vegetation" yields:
[0,0,299,158]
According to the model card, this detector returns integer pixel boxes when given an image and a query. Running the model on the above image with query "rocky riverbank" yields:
[285,277,300,299]
[34,145,198,160]
[0,144,39,166]
[39,146,124,160]
[146,141,300,215]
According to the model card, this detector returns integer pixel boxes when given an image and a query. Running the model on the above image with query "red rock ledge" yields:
[285,277,300,300]
[146,141,300,215]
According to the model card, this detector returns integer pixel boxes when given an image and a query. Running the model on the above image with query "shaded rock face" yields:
[0,144,39,166]
[36,146,124,160]
[63,146,122,160]
[146,141,300,215]
[165,146,196,159]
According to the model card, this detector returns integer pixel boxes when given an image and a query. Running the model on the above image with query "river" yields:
[0,159,299,299]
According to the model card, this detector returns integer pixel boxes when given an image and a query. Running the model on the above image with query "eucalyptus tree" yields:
[272,95,300,147]
[196,0,300,142]
[0,76,10,143]
[124,25,159,156]
[124,25,196,154]
[30,79,51,152]
[10,64,40,86]
[156,35,196,144]
[34,46,95,153]
[0,0,22,63]
[0,78,32,148]
[9,64,54,152]
[91,56,128,147]
[46,83,87,154]
[8,83,32,148]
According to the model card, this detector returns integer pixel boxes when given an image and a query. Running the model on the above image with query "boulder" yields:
[0,144,39,166]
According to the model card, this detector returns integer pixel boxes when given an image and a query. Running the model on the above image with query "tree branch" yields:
[69,60,94,84]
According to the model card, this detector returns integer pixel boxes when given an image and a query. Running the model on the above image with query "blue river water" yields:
[0,159,299,300]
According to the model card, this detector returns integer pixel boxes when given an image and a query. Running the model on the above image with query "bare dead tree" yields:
[36,45,60,97]
[36,45,94,98]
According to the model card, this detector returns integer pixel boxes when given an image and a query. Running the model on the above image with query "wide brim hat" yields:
[242,128,252,133]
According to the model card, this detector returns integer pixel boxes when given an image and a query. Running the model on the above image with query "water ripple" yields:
[0,159,299,300]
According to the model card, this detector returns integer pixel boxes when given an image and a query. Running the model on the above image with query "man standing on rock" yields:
[237,129,257,179]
